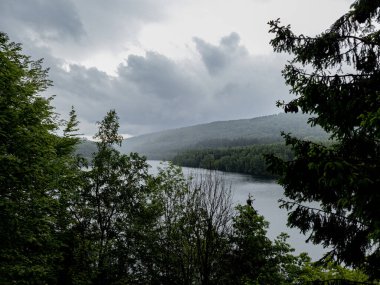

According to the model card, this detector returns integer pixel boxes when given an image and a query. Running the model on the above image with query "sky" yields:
[0,0,352,137]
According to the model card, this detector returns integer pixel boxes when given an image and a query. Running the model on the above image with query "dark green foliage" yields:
[267,0,380,279]
[173,143,294,178]
[0,32,80,283]
[222,203,297,284]
[66,110,161,284]
[304,280,373,285]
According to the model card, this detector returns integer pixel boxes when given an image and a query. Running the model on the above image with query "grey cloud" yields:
[0,0,174,66]
[48,52,206,135]
[72,0,171,48]
[45,33,290,136]
[193,38,227,75]
[194,32,248,75]
[0,0,85,41]
[52,65,112,101]
[120,52,199,100]
[220,32,240,49]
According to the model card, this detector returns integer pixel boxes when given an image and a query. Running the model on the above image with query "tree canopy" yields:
[0,31,80,283]
[266,0,380,279]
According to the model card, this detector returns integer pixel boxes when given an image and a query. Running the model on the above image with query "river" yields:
[148,160,326,261]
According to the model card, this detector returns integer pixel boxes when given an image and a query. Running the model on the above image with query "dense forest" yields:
[172,143,294,178]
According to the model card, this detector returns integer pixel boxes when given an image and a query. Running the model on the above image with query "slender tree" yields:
[69,110,161,284]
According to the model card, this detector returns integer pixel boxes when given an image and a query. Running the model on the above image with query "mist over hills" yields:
[75,139,98,160]
[119,113,328,160]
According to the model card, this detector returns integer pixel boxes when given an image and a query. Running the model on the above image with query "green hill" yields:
[120,113,328,160]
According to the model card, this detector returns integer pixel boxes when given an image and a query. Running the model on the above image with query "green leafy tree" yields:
[0,32,80,283]
[68,110,161,285]
[286,254,370,284]
[266,0,380,279]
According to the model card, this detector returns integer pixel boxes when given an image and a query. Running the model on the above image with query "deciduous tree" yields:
[0,32,80,283]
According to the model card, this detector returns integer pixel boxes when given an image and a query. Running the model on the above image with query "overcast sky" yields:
[0,0,352,137]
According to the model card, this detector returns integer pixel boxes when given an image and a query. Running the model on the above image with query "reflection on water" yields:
[148,160,326,261]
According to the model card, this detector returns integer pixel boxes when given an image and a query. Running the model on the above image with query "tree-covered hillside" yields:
[120,113,328,160]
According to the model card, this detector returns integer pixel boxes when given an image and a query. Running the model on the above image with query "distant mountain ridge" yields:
[120,113,328,160]
[75,139,98,160]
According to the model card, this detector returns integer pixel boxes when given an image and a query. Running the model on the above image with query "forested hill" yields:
[120,113,328,160]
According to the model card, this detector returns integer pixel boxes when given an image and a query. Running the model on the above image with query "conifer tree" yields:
[267,0,380,278]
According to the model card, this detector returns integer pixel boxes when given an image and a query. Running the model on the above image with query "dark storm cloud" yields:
[120,52,199,100]
[45,33,290,136]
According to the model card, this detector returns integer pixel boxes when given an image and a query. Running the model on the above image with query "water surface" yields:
[148,160,326,261]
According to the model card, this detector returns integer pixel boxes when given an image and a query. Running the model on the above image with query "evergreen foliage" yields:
[172,143,294,178]
[266,0,380,278]
[223,204,298,284]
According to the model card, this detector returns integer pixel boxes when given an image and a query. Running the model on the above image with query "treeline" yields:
[194,136,281,148]
[172,143,294,178]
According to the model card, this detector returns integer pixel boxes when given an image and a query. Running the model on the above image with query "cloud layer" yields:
[45,32,290,135]
[1,0,349,136]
